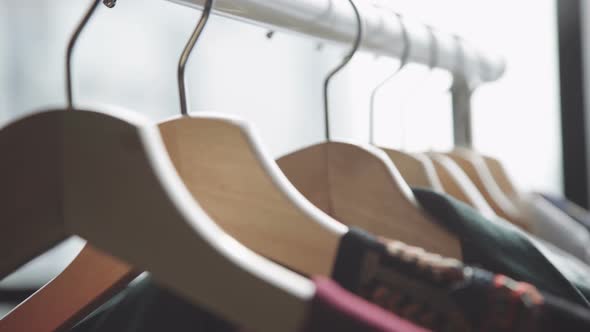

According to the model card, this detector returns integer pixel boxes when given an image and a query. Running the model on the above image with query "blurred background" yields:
[0,0,581,316]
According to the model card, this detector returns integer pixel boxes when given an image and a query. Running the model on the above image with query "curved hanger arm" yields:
[161,0,346,277]
[482,155,521,200]
[159,114,347,276]
[426,153,497,218]
[0,245,137,332]
[381,150,444,191]
[278,141,462,259]
[445,149,528,229]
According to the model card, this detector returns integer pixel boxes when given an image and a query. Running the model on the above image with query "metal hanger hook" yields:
[178,0,215,116]
[368,12,410,145]
[66,0,115,110]
[323,0,363,141]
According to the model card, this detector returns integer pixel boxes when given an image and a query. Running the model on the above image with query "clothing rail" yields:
[166,0,506,83]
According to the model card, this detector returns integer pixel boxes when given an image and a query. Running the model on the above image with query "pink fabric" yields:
[304,277,431,332]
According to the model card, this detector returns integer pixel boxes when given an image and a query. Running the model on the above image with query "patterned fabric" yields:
[355,238,471,331]
[379,238,545,332]
[333,227,590,332]
[307,277,430,332]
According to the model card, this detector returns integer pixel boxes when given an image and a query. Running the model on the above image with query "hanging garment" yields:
[332,228,590,332]
[517,193,590,264]
[69,276,428,332]
[540,193,590,232]
[525,237,590,303]
[411,188,590,307]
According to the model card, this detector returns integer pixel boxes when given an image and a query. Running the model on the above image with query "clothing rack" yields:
[166,0,506,84]
[6,3,590,332]
[167,0,505,147]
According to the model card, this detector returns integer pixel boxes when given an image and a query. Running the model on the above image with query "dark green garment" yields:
[71,276,237,332]
[412,188,590,307]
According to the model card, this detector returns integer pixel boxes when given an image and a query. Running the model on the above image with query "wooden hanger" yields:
[444,149,524,223]
[159,115,346,276]
[426,36,528,229]
[382,150,444,191]
[0,107,317,332]
[425,152,496,218]
[482,154,521,200]
[2,5,138,331]
[0,105,323,332]
[0,245,138,332]
[277,6,461,259]
[368,15,444,193]
[369,20,494,217]
[277,141,460,258]
[0,2,321,331]
[158,0,347,277]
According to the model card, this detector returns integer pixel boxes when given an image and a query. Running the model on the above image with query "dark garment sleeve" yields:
[412,188,590,307]
[70,276,238,332]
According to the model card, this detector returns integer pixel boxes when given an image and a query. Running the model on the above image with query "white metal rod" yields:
[166,0,505,82]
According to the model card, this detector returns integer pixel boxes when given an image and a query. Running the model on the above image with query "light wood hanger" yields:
[368,22,495,217]
[384,150,444,190]
[368,14,444,193]
[0,245,137,332]
[0,2,322,331]
[445,149,527,226]
[425,152,496,218]
[159,114,346,276]
[1,5,139,331]
[158,0,347,278]
[277,6,461,259]
[482,154,521,200]
[0,107,315,332]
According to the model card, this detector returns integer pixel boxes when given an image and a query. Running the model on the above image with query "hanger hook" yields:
[66,0,114,110]
[323,0,363,141]
[178,0,215,116]
[368,12,410,145]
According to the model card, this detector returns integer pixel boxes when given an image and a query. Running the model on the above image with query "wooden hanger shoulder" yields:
[444,149,529,229]
[482,155,521,200]
[277,141,462,259]
[158,115,345,277]
[0,109,313,332]
[0,245,137,332]
[379,147,444,191]
[425,153,497,218]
